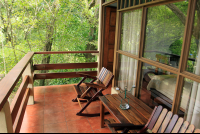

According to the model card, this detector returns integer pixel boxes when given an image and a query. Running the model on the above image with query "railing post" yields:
[0,101,13,133]
[22,61,34,105]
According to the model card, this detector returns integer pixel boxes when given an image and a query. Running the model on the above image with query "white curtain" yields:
[186,39,200,128]
[117,9,142,95]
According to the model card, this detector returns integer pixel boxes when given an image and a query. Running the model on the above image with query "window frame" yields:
[109,0,200,114]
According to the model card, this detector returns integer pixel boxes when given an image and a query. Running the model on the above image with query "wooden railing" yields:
[0,51,99,133]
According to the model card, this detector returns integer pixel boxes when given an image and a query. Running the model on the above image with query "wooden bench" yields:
[72,67,114,117]
[100,94,200,133]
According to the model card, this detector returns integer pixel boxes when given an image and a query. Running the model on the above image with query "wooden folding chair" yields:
[108,105,200,133]
[72,67,114,117]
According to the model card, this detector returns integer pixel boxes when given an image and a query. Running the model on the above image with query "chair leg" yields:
[76,89,109,117]
[72,97,88,102]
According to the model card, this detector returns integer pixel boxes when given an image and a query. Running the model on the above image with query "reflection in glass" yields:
[180,78,200,128]
[187,1,200,75]
[143,1,188,68]
[116,54,138,95]
[120,9,142,55]
[139,63,177,111]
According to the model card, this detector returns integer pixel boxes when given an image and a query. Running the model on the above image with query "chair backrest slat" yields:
[101,69,108,82]
[186,124,195,133]
[96,67,113,87]
[97,67,105,80]
[171,118,184,133]
[164,114,179,133]
[152,109,168,133]
[148,105,163,130]
[158,111,173,133]
[138,105,199,133]
[194,129,200,133]
[178,121,189,133]
[104,72,113,86]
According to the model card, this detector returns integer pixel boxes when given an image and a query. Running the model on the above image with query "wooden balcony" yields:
[0,51,112,133]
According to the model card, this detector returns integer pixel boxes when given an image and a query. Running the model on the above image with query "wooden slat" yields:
[101,69,108,83]
[127,93,153,114]
[118,93,151,120]
[112,94,148,124]
[10,76,29,124]
[13,88,30,133]
[186,124,195,133]
[34,62,98,70]
[104,72,113,86]
[157,111,173,133]
[164,114,179,133]
[148,105,163,130]
[34,51,99,54]
[99,96,130,123]
[97,67,105,80]
[178,121,189,133]
[0,52,34,111]
[194,129,200,133]
[152,108,168,133]
[105,95,141,125]
[73,85,83,96]
[97,67,105,78]
[34,71,97,80]
[100,69,108,82]
[102,72,109,85]
[171,118,184,133]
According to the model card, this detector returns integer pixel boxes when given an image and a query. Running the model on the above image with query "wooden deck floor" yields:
[20,84,112,133]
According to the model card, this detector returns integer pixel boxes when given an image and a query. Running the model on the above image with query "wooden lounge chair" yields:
[72,67,114,117]
[108,105,200,133]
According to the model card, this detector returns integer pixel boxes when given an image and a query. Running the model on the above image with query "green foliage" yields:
[169,40,183,55]
[0,0,99,87]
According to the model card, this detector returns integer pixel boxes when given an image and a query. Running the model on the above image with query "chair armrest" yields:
[84,83,107,89]
[76,72,97,80]
[108,123,145,131]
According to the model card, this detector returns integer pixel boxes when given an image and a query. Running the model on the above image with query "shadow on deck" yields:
[20,84,112,133]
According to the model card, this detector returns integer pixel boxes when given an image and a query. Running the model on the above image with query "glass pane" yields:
[143,1,188,68]
[120,9,142,55]
[180,78,200,128]
[116,54,138,95]
[139,63,177,110]
[187,1,200,75]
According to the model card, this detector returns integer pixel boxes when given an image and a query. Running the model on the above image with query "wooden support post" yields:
[0,101,13,133]
[100,101,105,128]
[22,62,34,105]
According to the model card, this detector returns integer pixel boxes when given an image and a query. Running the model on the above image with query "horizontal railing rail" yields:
[34,50,99,54]
[34,71,97,80]
[0,51,99,133]
[34,62,98,70]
